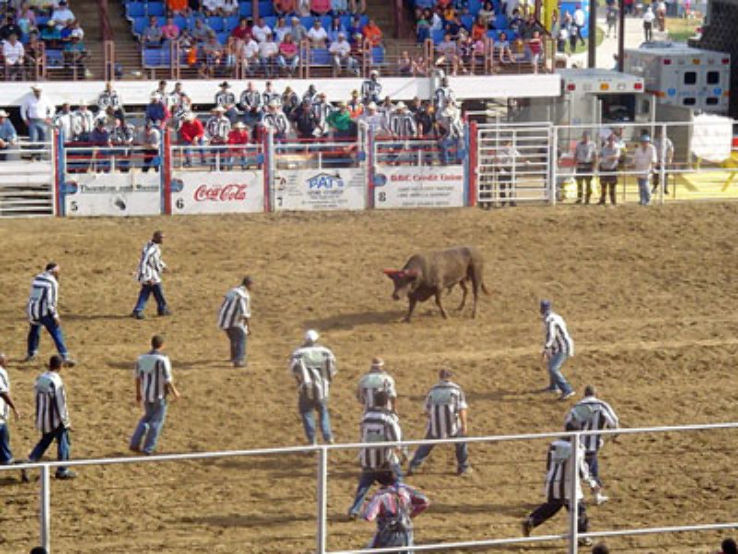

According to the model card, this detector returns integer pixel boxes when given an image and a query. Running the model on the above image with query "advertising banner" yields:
[170,170,265,215]
[373,165,465,209]
[63,172,161,217]
[274,168,367,211]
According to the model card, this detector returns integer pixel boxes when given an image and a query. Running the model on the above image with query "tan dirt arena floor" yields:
[1,203,737,553]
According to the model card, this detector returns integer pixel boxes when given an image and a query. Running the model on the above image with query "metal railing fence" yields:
[3,421,737,553]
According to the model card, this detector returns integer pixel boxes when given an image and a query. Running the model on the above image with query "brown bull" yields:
[383,246,489,322]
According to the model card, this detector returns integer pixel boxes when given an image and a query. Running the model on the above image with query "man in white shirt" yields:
[252,16,272,42]
[241,36,260,75]
[642,5,655,41]
[2,33,24,80]
[329,32,358,76]
[217,276,253,368]
[51,0,75,25]
[573,4,586,46]
[0,353,21,468]
[258,31,278,77]
[632,133,657,205]
[307,19,328,47]
[21,84,53,147]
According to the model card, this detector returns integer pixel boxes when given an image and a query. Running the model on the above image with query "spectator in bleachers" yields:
[327,15,345,42]
[226,121,250,169]
[415,9,430,42]
[397,50,413,75]
[297,0,312,17]
[282,86,300,117]
[478,1,495,28]
[252,16,272,42]
[435,33,461,75]
[52,103,74,141]
[258,30,278,77]
[191,18,213,43]
[277,32,300,76]
[496,31,515,64]
[142,15,163,46]
[0,110,18,160]
[179,111,205,166]
[347,14,363,37]
[51,0,74,26]
[288,15,308,42]
[1,14,23,42]
[24,29,41,71]
[430,8,444,32]
[140,120,161,172]
[444,14,462,40]
[527,30,542,72]
[231,17,252,41]
[273,16,290,42]
[200,33,224,78]
[63,28,87,76]
[350,0,366,13]
[307,19,328,47]
[240,33,259,75]
[470,16,486,41]
[72,101,93,142]
[262,100,290,140]
[573,4,586,46]
[274,0,297,17]
[167,0,189,15]
[521,13,543,39]
[347,89,363,118]
[21,84,52,148]
[202,0,223,16]
[161,16,180,41]
[41,20,61,44]
[291,98,320,139]
[224,35,238,70]
[221,0,238,16]
[17,2,38,29]
[332,0,349,14]
[145,93,170,128]
[330,32,359,76]
[311,0,331,16]
[326,101,354,139]
[362,18,382,46]
[3,33,25,80]
[239,81,262,124]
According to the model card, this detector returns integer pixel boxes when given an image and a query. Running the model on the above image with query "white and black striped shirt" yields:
[206,115,232,142]
[215,91,237,108]
[262,90,281,107]
[290,344,337,402]
[543,311,574,356]
[97,90,122,111]
[433,86,456,112]
[0,365,10,424]
[389,113,417,138]
[565,396,619,453]
[72,109,94,137]
[136,350,173,403]
[359,408,402,470]
[240,89,262,111]
[357,370,396,411]
[26,271,59,322]
[34,371,70,434]
[136,240,166,284]
[217,286,251,331]
[263,111,290,136]
[424,380,468,439]
[361,79,382,104]
[542,438,593,502]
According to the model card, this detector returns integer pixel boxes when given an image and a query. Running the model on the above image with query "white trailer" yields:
[624,42,731,114]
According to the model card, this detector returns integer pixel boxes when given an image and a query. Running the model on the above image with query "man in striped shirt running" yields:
[522,421,597,546]
[348,390,405,519]
[564,384,619,505]
[0,352,22,468]
[356,357,397,412]
[217,276,253,368]
[24,263,76,366]
[540,299,575,401]
[407,369,471,476]
[27,355,76,479]
[290,330,336,445]
[130,335,180,455]
[131,231,170,320]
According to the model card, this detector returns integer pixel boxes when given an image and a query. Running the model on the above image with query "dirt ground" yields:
[0,203,737,553]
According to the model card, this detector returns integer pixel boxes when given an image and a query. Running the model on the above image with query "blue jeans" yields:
[439,136,461,165]
[225,327,247,364]
[29,426,70,476]
[409,431,469,473]
[349,463,404,515]
[638,177,651,205]
[278,55,299,73]
[28,119,48,144]
[585,451,601,486]
[130,399,168,454]
[133,282,168,315]
[0,424,13,464]
[299,396,333,443]
[370,528,413,551]
[548,350,573,394]
[27,315,68,358]
[183,137,205,166]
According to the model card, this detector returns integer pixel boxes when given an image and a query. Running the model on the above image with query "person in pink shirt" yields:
[277,33,300,76]
[161,17,180,41]
[311,0,331,15]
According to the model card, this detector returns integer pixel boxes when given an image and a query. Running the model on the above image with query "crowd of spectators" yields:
[0,0,88,80]
[136,4,382,78]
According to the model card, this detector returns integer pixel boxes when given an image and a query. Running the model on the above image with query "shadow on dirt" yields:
[304,310,407,331]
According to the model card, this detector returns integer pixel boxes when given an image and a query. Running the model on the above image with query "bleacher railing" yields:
[3,421,737,553]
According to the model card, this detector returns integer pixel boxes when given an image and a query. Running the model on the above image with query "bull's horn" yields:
[382,268,398,275]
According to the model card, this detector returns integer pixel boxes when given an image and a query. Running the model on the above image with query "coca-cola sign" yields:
[194,184,248,202]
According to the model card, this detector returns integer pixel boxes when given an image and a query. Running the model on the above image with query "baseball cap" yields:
[540,299,552,314]
[371,357,385,370]
[304,329,320,343]
[439,368,454,379]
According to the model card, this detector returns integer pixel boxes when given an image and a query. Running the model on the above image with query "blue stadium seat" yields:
[486,29,499,40]
[143,47,172,67]
[239,2,252,16]
[126,1,145,20]
[468,0,482,14]
[264,16,277,28]
[301,16,314,29]
[310,48,331,65]
[461,14,474,30]
[207,16,224,32]
[146,1,165,17]
[217,31,229,44]
[320,16,332,29]
[415,0,435,7]
[46,49,64,68]
[371,46,384,64]
[494,14,508,29]
[36,15,50,27]
[173,15,187,29]
[339,15,352,29]
[359,15,369,26]
[225,15,240,31]
[259,1,275,16]
[431,29,445,44]
[133,16,148,36]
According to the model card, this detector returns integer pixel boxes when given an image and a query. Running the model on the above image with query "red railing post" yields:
[468,120,478,207]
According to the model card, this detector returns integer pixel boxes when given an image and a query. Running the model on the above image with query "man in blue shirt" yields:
[0,110,18,161]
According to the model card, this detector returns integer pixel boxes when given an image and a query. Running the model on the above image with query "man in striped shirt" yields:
[540,299,575,400]
[25,263,76,367]
[217,276,253,368]
[131,231,170,320]
[357,357,397,412]
[564,385,619,505]
[348,390,405,519]
[407,369,471,476]
[290,330,336,445]
[130,335,180,455]
[0,353,22,468]
[522,421,597,546]
[361,70,382,105]
[27,355,76,479]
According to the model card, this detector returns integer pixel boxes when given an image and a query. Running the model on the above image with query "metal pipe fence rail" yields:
[0,140,55,216]
[3,421,737,554]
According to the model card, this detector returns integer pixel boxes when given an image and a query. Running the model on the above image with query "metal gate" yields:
[476,123,553,207]
[0,141,55,217]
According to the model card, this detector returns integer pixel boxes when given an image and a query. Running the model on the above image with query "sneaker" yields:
[578,537,593,546]
[22,354,37,363]
[522,517,533,537]
[131,311,144,320]
[56,470,77,480]
[63,358,77,368]
[347,510,359,521]
[327,438,335,445]
[540,386,560,394]
[157,308,172,317]
[595,493,609,505]
[233,362,246,368]
[406,466,416,477]
[129,445,141,454]
[457,466,473,476]
[559,390,576,401]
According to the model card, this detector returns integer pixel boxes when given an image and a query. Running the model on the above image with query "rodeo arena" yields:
[4,0,738,552]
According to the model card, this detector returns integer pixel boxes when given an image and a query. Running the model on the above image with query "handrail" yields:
[98,0,114,41]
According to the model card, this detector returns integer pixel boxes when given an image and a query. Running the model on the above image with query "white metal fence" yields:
[0,140,55,217]
[3,421,737,553]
